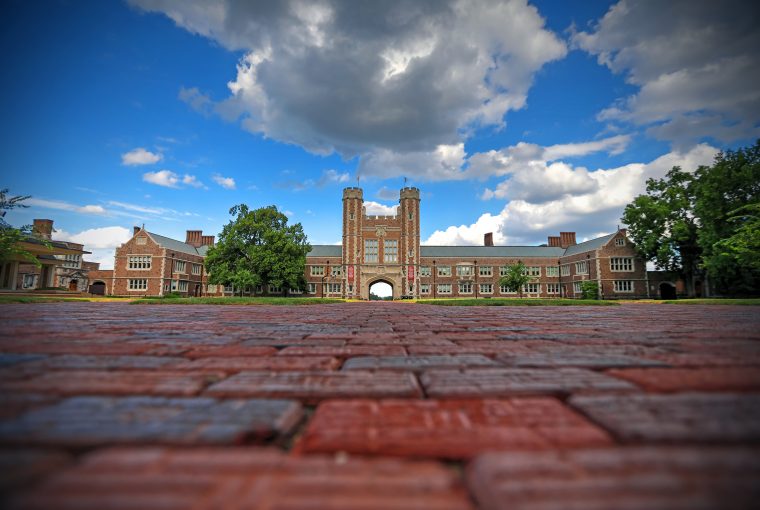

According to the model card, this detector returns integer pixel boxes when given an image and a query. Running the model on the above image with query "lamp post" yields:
[474,260,478,299]
[432,260,436,298]
[170,252,175,295]
[557,259,562,298]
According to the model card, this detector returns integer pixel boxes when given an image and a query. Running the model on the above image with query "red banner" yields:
[347,266,354,282]
[408,265,414,281]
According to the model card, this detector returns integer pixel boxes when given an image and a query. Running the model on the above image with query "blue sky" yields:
[3,0,758,268]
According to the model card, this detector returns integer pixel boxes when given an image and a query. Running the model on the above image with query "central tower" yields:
[341,187,421,300]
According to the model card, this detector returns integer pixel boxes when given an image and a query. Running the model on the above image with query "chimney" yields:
[186,230,203,247]
[133,226,141,236]
[548,236,561,247]
[559,232,576,249]
[484,232,494,246]
[619,228,627,237]
[201,235,215,246]
[33,219,54,240]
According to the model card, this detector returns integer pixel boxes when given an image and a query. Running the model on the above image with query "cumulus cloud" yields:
[143,170,180,188]
[121,147,163,166]
[26,198,107,215]
[359,144,467,181]
[56,226,133,269]
[212,173,236,189]
[182,174,206,188]
[363,201,398,216]
[574,0,760,147]
[317,169,350,186]
[426,144,719,246]
[131,0,566,172]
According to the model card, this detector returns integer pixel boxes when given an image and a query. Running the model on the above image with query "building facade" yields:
[100,186,648,299]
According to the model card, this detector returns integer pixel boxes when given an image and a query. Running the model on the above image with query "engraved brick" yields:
[205,371,422,402]
[0,396,302,447]
[342,355,498,371]
[299,398,611,458]
[467,447,760,510]
[421,368,636,398]
[569,393,760,443]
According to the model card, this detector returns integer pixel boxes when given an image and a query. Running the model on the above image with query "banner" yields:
[408,265,414,281]
[347,266,354,282]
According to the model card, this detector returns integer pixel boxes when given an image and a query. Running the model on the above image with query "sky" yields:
[2,0,759,269]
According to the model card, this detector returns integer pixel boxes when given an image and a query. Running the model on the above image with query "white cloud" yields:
[131,0,566,171]
[26,198,107,215]
[182,174,206,188]
[363,201,398,216]
[121,147,163,166]
[143,170,180,188]
[212,173,236,189]
[426,144,719,246]
[56,226,133,270]
[317,169,350,186]
[574,0,760,146]
[359,144,467,181]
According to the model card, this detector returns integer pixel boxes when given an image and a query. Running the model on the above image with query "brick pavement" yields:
[0,301,759,509]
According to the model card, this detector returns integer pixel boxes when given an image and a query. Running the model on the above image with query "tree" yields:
[205,204,310,296]
[0,188,42,267]
[621,167,700,295]
[499,262,531,298]
[580,280,599,300]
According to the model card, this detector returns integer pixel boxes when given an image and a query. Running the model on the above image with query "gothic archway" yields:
[368,279,394,301]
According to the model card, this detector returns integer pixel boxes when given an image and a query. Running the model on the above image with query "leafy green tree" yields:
[498,262,531,298]
[621,167,700,295]
[580,280,599,300]
[205,204,310,296]
[0,188,43,267]
[693,142,760,294]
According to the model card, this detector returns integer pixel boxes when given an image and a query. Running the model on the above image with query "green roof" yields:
[147,232,204,256]
[420,245,565,258]
[563,234,615,256]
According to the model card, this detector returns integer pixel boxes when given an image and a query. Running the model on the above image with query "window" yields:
[384,240,398,263]
[23,274,35,288]
[62,254,81,268]
[573,282,582,294]
[192,263,202,275]
[128,279,147,291]
[128,256,151,270]
[437,283,452,294]
[408,212,413,220]
[459,282,472,294]
[499,266,509,276]
[546,266,559,277]
[479,266,492,277]
[311,266,325,276]
[420,266,431,277]
[526,266,541,277]
[524,283,540,294]
[610,257,634,271]
[289,288,303,295]
[177,280,188,292]
[420,283,430,294]
[364,239,378,263]
[136,237,146,245]
[615,238,626,246]
[546,283,559,294]
[327,283,341,293]
[224,284,233,293]
[437,266,451,277]
[499,284,516,294]
[164,283,170,292]
[174,260,186,273]
[561,265,570,276]
[456,265,474,277]
[480,283,492,294]
[614,280,634,292]
[575,261,588,274]
[331,266,342,277]
[349,212,355,220]
[268,285,282,294]
[347,285,353,293]
[307,283,317,294]
[207,284,217,293]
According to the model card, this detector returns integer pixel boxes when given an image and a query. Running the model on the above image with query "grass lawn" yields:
[416,298,619,306]
[661,298,760,305]
[131,296,345,305]
[0,296,132,304]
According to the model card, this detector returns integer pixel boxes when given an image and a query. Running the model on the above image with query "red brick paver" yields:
[607,367,760,392]
[467,447,760,510]
[299,398,612,458]
[11,446,473,510]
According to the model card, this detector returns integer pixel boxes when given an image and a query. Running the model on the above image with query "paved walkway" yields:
[1,302,759,509]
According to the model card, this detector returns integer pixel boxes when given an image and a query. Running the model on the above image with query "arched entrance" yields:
[659,282,677,300]
[68,279,79,291]
[90,281,106,295]
[368,279,394,301]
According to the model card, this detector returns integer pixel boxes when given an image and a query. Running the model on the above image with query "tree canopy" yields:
[622,140,760,296]
[0,188,42,266]
[498,262,532,298]
[204,204,310,295]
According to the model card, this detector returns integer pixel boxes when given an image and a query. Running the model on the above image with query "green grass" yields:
[416,298,619,306]
[131,296,345,305]
[0,296,88,303]
[661,298,760,305]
